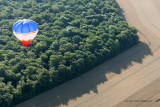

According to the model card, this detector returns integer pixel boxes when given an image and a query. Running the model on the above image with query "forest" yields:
[0,0,139,106]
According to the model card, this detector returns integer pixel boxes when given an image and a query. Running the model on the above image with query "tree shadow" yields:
[15,41,153,107]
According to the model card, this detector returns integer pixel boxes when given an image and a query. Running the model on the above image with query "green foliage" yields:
[0,0,139,106]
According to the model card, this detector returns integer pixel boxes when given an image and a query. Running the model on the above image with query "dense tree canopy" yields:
[0,0,139,106]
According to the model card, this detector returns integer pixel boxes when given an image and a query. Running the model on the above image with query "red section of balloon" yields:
[20,40,33,47]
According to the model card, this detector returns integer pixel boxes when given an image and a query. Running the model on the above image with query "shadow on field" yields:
[15,42,152,107]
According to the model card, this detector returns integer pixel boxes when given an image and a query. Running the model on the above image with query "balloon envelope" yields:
[13,19,38,47]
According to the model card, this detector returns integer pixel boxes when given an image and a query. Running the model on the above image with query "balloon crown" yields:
[22,19,31,24]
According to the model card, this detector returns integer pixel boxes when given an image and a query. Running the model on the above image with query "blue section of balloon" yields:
[13,19,38,33]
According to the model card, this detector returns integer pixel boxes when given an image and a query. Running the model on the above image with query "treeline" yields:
[0,0,139,106]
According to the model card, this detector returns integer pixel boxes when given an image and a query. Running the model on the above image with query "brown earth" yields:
[15,0,160,107]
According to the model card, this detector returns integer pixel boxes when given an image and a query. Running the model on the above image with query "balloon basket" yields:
[26,47,28,51]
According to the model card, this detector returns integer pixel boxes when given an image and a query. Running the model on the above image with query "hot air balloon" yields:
[13,19,38,50]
